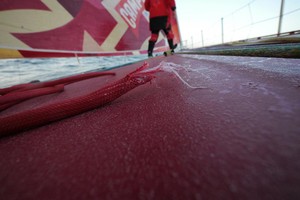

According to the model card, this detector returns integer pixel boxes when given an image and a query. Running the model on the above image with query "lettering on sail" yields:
[116,0,145,35]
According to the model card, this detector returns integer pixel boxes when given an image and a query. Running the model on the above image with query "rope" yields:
[0,71,116,111]
[0,62,154,137]
[156,61,208,89]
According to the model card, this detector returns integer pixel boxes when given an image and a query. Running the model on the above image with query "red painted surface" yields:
[0,0,49,11]
[115,16,150,51]
[18,50,136,58]
[13,1,117,51]
[0,55,300,199]
[58,0,84,17]
[1,0,180,57]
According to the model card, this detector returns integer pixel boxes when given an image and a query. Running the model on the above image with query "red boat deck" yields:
[1,54,300,199]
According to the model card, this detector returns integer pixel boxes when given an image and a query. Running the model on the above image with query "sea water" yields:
[0,55,147,88]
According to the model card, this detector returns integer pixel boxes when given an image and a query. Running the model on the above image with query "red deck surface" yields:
[1,55,300,199]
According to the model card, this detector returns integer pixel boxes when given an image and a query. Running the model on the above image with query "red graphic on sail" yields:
[0,0,181,58]
[12,1,117,51]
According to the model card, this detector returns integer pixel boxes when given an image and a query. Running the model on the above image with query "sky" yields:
[176,0,300,47]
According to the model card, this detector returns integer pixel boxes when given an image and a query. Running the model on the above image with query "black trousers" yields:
[149,16,171,41]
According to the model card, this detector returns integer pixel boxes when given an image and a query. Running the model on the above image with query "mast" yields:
[277,0,285,36]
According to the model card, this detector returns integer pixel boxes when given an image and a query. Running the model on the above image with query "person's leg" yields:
[163,28,177,52]
[148,30,159,57]
[148,16,168,57]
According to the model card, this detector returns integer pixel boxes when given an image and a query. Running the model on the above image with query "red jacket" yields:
[144,0,176,18]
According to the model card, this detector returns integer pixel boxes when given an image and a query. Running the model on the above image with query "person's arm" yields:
[169,0,176,11]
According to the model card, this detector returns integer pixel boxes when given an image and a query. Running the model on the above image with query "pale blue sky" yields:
[176,0,300,47]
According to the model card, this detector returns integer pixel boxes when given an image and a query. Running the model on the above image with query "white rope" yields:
[168,67,208,89]
[156,61,208,89]
[75,53,81,65]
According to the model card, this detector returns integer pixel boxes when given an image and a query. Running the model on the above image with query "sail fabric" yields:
[0,0,181,58]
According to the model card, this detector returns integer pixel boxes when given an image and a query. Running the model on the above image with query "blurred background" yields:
[176,0,300,48]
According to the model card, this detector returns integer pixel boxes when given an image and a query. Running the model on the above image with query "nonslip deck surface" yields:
[1,54,300,200]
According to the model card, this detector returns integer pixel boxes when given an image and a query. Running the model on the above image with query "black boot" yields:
[168,39,178,52]
[148,41,155,57]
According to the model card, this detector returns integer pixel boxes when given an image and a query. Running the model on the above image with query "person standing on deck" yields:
[144,0,177,57]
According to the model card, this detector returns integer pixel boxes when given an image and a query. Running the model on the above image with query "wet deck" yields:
[1,54,300,200]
